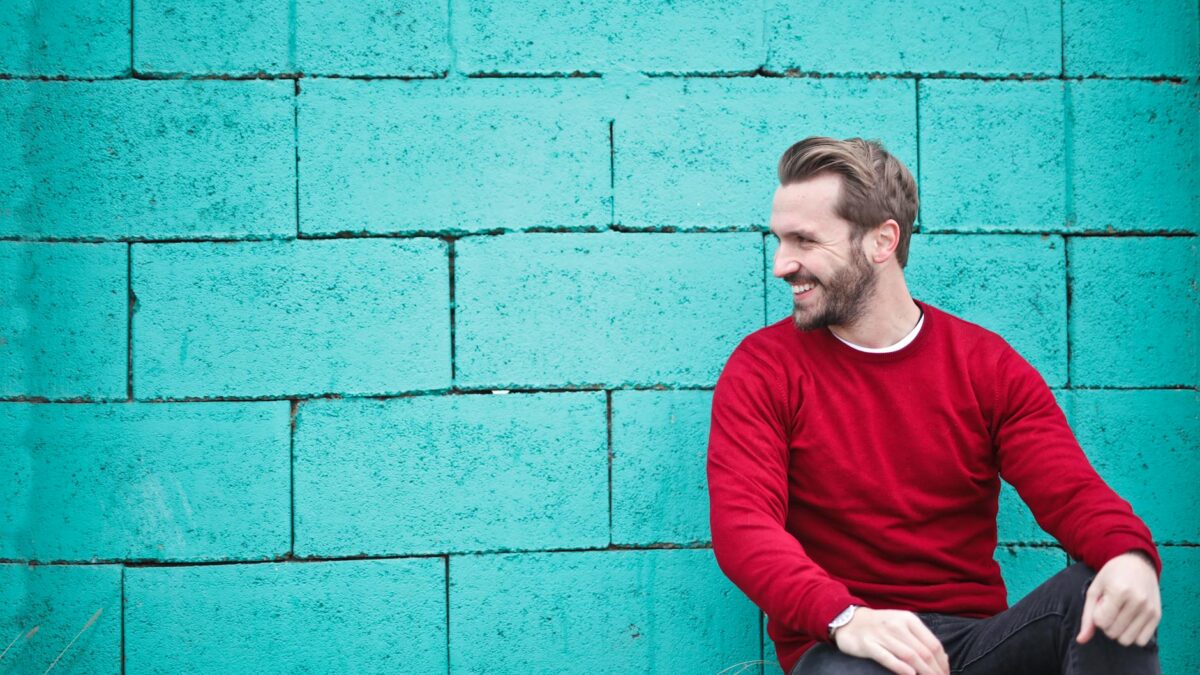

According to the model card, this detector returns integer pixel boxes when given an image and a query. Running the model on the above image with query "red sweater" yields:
[706,299,1161,674]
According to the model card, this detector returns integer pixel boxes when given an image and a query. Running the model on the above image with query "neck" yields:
[827,269,921,348]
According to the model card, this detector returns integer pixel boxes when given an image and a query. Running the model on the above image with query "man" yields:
[706,136,1163,675]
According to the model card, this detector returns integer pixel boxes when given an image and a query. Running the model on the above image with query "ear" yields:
[868,219,901,264]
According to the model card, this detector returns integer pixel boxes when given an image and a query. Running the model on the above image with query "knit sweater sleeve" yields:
[706,339,868,641]
[990,341,1162,579]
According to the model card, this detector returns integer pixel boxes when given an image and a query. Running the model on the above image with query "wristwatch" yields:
[828,604,859,642]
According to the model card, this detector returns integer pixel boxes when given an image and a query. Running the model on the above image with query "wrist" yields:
[828,604,860,645]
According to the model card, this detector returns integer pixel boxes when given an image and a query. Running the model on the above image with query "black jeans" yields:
[790,562,1160,674]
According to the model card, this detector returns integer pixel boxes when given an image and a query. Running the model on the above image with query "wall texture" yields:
[1,1,1197,673]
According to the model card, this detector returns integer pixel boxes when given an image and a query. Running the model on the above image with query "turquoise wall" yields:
[1,1,1197,673]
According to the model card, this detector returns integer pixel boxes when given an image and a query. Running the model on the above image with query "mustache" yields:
[784,276,819,285]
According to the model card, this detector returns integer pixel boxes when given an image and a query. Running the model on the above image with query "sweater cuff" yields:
[809,592,869,644]
[1090,534,1162,580]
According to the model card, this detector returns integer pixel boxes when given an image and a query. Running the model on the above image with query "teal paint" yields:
[455,232,763,387]
[0,243,126,399]
[134,0,291,75]
[0,80,295,240]
[452,0,764,75]
[765,0,1061,75]
[1159,547,1200,674]
[4,3,1197,672]
[1069,389,1200,543]
[293,392,608,556]
[132,238,451,398]
[918,80,1066,232]
[449,549,759,672]
[0,564,122,674]
[125,558,446,673]
[1064,0,1200,77]
[1068,237,1199,386]
[616,77,916,229]
[1069,81,1200,233]
[0,401,290,561]
[611,389,714,546]
[0,0,129,76]
[297,0,451,76]
[299,78,612,235]
[994,546,1068,606]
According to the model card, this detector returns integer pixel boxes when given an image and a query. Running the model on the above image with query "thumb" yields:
[1077,590,1102,644]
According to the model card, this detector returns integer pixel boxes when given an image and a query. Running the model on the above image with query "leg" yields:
[928,561,1160,674]
[788,643,892,675]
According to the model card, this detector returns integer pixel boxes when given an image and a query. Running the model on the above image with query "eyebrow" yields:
[769,226,819,240]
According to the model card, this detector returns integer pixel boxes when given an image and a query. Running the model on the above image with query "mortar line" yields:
[293,78,301,237]
[606,390,614,544]
[128,0,134,75]
[120,565,126,674]
[11,540,1197,568]
[1064,238,1073,389]
[761,233,769,326]
[444,555,451,675]
[448,239,457,382]
[289,399,297,555]
[1059,0,1067,77]
[609,120,616,228]
[126,243,133,401]
[914,76,922,234]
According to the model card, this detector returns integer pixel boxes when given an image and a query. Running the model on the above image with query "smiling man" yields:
[706,136,1163,675]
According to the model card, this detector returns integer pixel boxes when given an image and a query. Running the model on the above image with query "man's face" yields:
[769,173,879,332]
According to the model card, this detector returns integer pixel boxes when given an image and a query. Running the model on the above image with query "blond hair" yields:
[777,136,919,267]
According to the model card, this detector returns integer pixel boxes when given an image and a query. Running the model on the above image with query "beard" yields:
[789,245,879,332]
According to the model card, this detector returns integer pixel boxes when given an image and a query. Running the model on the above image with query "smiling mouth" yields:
[790,282,817,298]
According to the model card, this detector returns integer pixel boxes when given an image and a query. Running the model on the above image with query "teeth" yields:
[791,283,815,293]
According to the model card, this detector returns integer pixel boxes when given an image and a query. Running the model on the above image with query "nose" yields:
[772,249,801,280]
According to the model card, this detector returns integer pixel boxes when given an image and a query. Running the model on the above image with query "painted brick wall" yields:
[1,1,1196,673]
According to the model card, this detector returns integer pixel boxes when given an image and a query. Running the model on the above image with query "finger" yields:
[1105,597,1142,643]
[905,619,949,675]
[1116,611,1149,647]
[879,634,937,675]
[1094,594,1127,640]
[1077,592,1097,643]
[868,641,917,675]
[1135,611,1160,647]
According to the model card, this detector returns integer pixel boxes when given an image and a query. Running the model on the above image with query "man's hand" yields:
[834,607,949,675]
[1077,551,1161,647]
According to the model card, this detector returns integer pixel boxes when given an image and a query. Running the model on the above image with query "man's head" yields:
[769,137,919,331]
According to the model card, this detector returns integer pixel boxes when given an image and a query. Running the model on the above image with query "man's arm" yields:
[990,343,1162,647]
[706,341,865,641]
[708,341,951,675]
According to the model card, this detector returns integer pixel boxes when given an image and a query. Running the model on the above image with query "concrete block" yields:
[1070,81,1199,233]
[0,563,121,674]
[455,232,763,388]
[0,80,294,240]
[297,0,450,76]
[0,243,126,400]
[294,392,608,556]
[450,549,759,671]
[1064,0,1200,77]
[919,80,1066,232]
[0,0,129,76]
[0,401,290,561]
[134,0,289,74]
[1159,546,1199,674]
[1068,237,1198,386]
[765,0,1060,75]
[765,234,1068,385]
[132,238,450,398]
[1068,389,1199,543]
[611,389,712,545]
[616,77,916,230]
[994,545,1066,606]
[126,558,446,673]
[299,78,610,235]
[452,0,763,74]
